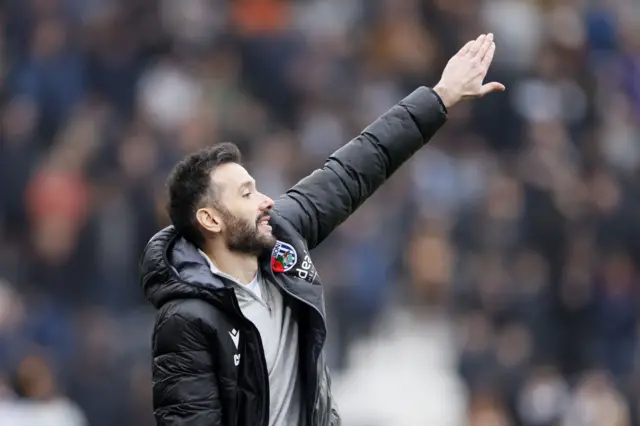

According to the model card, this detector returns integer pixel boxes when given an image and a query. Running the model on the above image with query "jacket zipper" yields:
[228,289,270,426]
[270,281,326,421]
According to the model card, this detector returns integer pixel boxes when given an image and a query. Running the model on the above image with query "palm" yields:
[435,34,505,107]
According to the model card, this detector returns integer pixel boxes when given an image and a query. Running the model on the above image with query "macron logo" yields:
[229,329,240,349]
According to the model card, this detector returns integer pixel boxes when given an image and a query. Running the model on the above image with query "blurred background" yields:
[0,0,639,425]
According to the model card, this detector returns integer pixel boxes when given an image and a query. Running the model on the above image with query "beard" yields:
[219,208,276,256]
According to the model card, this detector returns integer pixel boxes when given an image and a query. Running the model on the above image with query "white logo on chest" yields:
[229,329,241,366]
[229,328,240,349]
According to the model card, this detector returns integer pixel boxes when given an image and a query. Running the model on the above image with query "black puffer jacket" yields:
[140,86,448,426]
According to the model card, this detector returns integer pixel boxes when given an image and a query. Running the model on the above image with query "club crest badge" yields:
[271,240,297,273]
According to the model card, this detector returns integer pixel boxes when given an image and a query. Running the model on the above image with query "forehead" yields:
[211,163,253,193]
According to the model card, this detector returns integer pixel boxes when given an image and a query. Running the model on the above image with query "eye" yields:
[242,192,252,198]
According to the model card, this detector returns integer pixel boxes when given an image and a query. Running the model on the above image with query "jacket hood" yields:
[140,226,227,309]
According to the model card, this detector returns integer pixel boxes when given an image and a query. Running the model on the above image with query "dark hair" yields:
[167,142,242,247]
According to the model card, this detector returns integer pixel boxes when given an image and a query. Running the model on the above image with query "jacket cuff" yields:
[398,86,448,139]
[430,88,448,115]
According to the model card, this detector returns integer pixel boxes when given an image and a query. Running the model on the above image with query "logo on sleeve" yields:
[295,252,318,284]
[271,241,297,272]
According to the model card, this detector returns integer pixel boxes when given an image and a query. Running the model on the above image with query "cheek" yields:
[240,204,259,224]
[225,199,259,225]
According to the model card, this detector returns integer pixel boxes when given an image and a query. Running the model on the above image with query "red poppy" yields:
[271,258,284,272]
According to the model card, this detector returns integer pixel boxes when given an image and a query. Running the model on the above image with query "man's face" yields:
[201,163,276,255]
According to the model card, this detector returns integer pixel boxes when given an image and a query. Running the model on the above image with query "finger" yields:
[481,41,496,69]
[476,33,493,62]
[464,34,486,57]
[457,40,475,57]
[480,82,506,96]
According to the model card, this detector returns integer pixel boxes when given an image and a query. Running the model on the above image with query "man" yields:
[141,34,504,426]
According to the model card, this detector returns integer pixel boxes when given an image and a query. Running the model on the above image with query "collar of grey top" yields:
[197,248,260,287]
[198,248,270,307]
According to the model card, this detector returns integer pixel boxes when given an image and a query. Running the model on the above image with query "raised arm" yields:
[274,87,446,248]
[274,34,504,249]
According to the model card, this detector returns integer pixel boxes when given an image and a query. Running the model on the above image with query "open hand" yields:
[433,33,505,108]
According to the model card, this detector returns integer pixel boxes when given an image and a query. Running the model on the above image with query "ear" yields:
[196,207,222,234]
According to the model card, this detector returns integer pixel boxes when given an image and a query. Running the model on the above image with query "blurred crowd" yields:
[0,0,639,425]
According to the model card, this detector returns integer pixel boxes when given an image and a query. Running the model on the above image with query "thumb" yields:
[480,82,506,96]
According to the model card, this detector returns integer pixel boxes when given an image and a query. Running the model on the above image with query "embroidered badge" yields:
[271,240,297,272]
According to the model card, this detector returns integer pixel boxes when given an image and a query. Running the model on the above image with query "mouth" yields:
[257,215,272,233]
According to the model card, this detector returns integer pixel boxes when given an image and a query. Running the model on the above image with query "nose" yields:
[260,194,274,211]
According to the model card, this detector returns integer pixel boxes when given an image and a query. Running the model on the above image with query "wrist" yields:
[432,84,457,109]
